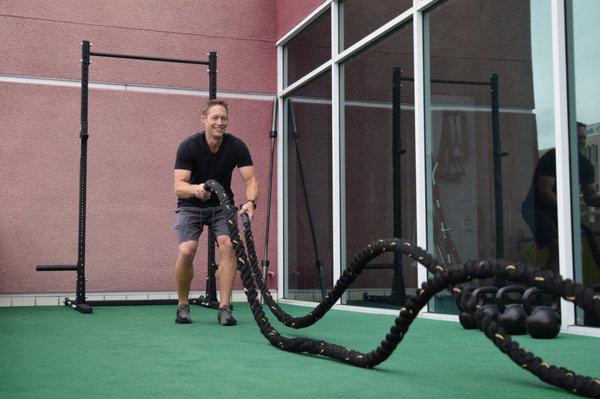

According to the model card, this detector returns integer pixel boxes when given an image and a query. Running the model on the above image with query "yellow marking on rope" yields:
[566,296,575,301]
[320,349,324,354]
[467,275,472,280]
[476,305,482,309]
[238,258,245,265]
[292,323,296,327]
[228,220,233,225]
[278,342,283,347]
[418,257,424,261]
[453,288,461,294]
[479,261,485,266]
[494,334,504,341]
[593,295,600,300]
[345,358,350,361]
[405,242,412,246]
[436,265,444,272]
[378,239,384,243]
[541,362,549,368]
[357,355,363,359]
[390,242,396,246]
[534,277,545,282]
[505,265,516,271]
[400,307,413,316]
[572,389,577,393]
[521,364,527,369]
[565,372,574,377]
[593,379,600,385]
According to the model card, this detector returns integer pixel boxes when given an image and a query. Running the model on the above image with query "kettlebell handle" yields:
[522,286,560,314]
[495,285,525,313]
[467,286,498,310]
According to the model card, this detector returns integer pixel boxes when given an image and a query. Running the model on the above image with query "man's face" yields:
[201,105,228,139]
[578,126,587,153]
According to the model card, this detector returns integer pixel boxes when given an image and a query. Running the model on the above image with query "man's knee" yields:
[178,241,198,260]
[216,236,234,254]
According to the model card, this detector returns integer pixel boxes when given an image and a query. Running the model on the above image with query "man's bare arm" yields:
[537,175,557,210]
[582,183,600,207]
[238,165,259,218]
[174,169,210,200]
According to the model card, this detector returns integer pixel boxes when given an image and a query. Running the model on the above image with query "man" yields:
[173,99,258,326]
[522,122,600,271]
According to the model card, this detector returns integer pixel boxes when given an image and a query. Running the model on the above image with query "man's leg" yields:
[216,235,235,306]
[176,240,198,305]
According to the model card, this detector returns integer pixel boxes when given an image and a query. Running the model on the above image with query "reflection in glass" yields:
[285,70,333,302]
[424,0,555,314]
[339,0,411,50]
[568,0,600,327]
[342,22,415,309]
[285,10,331,87]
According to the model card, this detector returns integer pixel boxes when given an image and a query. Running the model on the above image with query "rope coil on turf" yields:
[205,179,600,398]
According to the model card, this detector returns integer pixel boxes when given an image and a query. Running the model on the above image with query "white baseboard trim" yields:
[0,290,277,307]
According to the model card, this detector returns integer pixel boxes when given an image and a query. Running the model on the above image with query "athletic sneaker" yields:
[175,304,192,324]
[218,305,237,326]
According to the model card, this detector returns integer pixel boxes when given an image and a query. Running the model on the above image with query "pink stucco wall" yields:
[1,0,327,295]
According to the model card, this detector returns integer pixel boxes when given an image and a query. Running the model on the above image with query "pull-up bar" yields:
[37,40,218,314]
[90,51,210,65]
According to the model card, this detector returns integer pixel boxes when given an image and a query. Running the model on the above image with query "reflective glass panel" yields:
[567,0,600,327]
[339,0,412,50]
[285,70,333,301]
[285,10,331,87]
[341,22,415,309]
[424,0,556,314]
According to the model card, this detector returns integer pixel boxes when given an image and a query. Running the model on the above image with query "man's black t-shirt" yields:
[522,148,595,214]
[174,132,253,208]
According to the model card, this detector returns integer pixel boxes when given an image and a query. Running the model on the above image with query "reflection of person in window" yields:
[521,122,600,271]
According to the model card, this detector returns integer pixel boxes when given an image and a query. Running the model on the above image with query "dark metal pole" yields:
[73,41,92,313]
[261,98,278,294]
[490,73,504,259]
[203,51,218,307]
[89,51,209,65]
[391,68,407,304]
[289,103,327,301]
[208,52,217,100]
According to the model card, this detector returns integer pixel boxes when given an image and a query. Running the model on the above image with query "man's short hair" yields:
[577,121,587,129]
[202,99,229,116]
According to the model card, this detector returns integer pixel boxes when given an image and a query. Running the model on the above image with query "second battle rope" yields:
[204,179,600,398]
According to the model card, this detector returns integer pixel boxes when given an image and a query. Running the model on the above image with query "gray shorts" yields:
[173,206,230,244]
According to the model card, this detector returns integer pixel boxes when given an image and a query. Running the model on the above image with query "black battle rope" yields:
[204,179,600,398]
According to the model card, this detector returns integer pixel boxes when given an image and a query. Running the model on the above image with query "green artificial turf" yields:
[0,304,598,399]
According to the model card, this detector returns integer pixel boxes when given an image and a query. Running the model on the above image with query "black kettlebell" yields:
[468,286,499,324]
[523,287,561,339]
[495,285,527,335]
[455,286,477,329]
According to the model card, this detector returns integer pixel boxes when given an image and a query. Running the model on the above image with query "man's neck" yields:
[205,132,223,153]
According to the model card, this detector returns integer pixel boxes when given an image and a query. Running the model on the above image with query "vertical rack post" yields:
[74,40,92,313]
[490,73,504,259]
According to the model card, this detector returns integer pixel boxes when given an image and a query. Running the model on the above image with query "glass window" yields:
[567,0,600,327]
[284,10,331,87]
[285,70,333,302]
[341,22,415,309]
[424,0,556,314]
[339,0,412,50]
